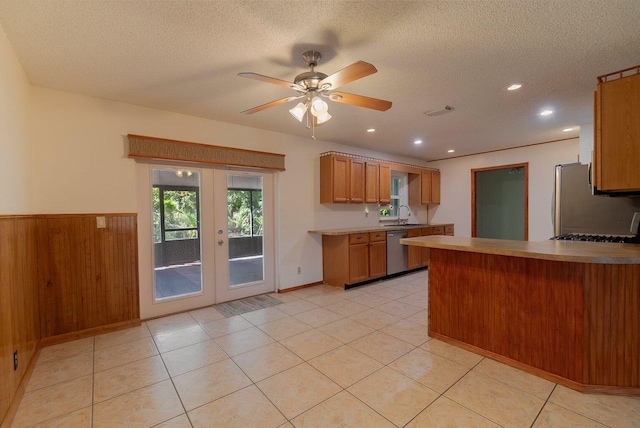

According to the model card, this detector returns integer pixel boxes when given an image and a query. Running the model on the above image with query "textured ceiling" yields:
[1,0,639,160]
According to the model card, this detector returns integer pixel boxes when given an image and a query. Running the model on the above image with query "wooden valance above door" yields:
[127,134,285,171]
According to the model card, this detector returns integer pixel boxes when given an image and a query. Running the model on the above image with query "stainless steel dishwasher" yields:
[386,230,408,275]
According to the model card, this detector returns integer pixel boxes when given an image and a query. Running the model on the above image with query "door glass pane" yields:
[152,168,202,300]
[227,174,264,286]
[475,167,525,240]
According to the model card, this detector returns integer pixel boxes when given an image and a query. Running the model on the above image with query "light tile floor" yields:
[12,271,640,427]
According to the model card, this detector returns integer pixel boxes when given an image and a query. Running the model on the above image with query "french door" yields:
[213,169,275,302]
[137,164,275,319]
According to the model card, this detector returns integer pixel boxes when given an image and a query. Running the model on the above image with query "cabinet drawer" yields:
[407,228,421,238]
[432,226,445,235]
[369,231,386,242]
[445,225,454,235]
[349,233,370,244]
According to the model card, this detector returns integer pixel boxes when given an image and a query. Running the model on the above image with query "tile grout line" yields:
[528,383,558,428]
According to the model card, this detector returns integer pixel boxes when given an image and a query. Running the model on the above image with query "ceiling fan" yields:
[238,51,392,131]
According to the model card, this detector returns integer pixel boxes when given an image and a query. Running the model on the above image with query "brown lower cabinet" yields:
[408,225,454,269]
[368,231,387,279]
[321,226,453,287]
[322,231,387,287]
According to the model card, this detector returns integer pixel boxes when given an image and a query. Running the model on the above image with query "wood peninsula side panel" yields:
[429,248,640,393]
[583,263,640,389]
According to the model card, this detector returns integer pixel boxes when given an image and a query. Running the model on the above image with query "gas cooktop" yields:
[552,234,639,244]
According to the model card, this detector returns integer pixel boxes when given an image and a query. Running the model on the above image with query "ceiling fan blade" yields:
[319,61,378,90]
[330,91,392,111]
[241,96,302,115]
[238,72,304,91]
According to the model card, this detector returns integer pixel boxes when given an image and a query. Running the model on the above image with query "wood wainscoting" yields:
[0,217,40,424]
[37,215,140,337]
[428,248,640,394]
[0,214,140,426]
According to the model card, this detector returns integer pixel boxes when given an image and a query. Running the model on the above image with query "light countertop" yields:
[400,235,640,264]
[308,223,453,236]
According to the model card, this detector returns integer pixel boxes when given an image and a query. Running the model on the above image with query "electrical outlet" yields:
[13,350,18,371]
[297,267,301,274]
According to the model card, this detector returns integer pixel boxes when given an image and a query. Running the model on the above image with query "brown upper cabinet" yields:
[364,162,392,204]
[594,67,640,192]
[421,170,441,204]
[365,162,380,203]
[379,163,391,204]
[321,153,438,205]
[320,155,365,203]
[409,170,441,205]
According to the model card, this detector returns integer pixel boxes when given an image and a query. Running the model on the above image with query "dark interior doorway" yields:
[472,163,528,240]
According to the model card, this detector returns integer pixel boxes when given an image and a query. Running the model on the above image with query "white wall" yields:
[0,23,32,213]
[579,123,594,164]
[428,139,580,241]
[26,86,430,291]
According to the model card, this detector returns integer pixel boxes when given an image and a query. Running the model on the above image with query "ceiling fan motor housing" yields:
[294,71,329,91]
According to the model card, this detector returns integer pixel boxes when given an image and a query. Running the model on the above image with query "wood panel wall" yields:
[429,248,640,392]
[38,215,140,337]
[0,217,40,424]
[0,214,139,426]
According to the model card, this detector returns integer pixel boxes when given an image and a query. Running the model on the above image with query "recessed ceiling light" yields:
[507,83,522,91]
[366,128,376,133]
[563,128,574,132]
[448,149,455,153]
[414,140,423,145]
[540,109,553,116]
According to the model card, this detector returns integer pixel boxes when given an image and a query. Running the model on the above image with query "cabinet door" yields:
[379,164,391,204]
[365,162,380,203]
[431,171,441,204]
[407,228,422,270]
[596,73,640,191]
[420,171,441,204]
[349,243,370,283]
[421,171,432,203]
[369,241,387,279]
[318,155,351,203]
[350,159,365,203]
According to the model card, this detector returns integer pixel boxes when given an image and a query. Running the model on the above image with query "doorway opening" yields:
[472,163,528,240]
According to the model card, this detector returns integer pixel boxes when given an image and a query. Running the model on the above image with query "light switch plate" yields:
[96,216,106,228]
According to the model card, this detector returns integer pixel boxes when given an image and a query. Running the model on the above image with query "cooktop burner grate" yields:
[552,234,639,244]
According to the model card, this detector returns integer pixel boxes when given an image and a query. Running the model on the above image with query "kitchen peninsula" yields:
[401,235,640,395]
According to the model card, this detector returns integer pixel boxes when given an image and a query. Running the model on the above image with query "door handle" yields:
[218,239,224,246]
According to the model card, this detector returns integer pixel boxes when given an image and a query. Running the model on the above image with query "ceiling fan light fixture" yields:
[310,96,328,117]
[316,112,332,124]
[289,102,307,122]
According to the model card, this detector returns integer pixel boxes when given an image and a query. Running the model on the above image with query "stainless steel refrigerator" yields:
[553,163,640,236]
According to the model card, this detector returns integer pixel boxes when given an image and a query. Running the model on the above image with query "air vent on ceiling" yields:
[425,105,455,116]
